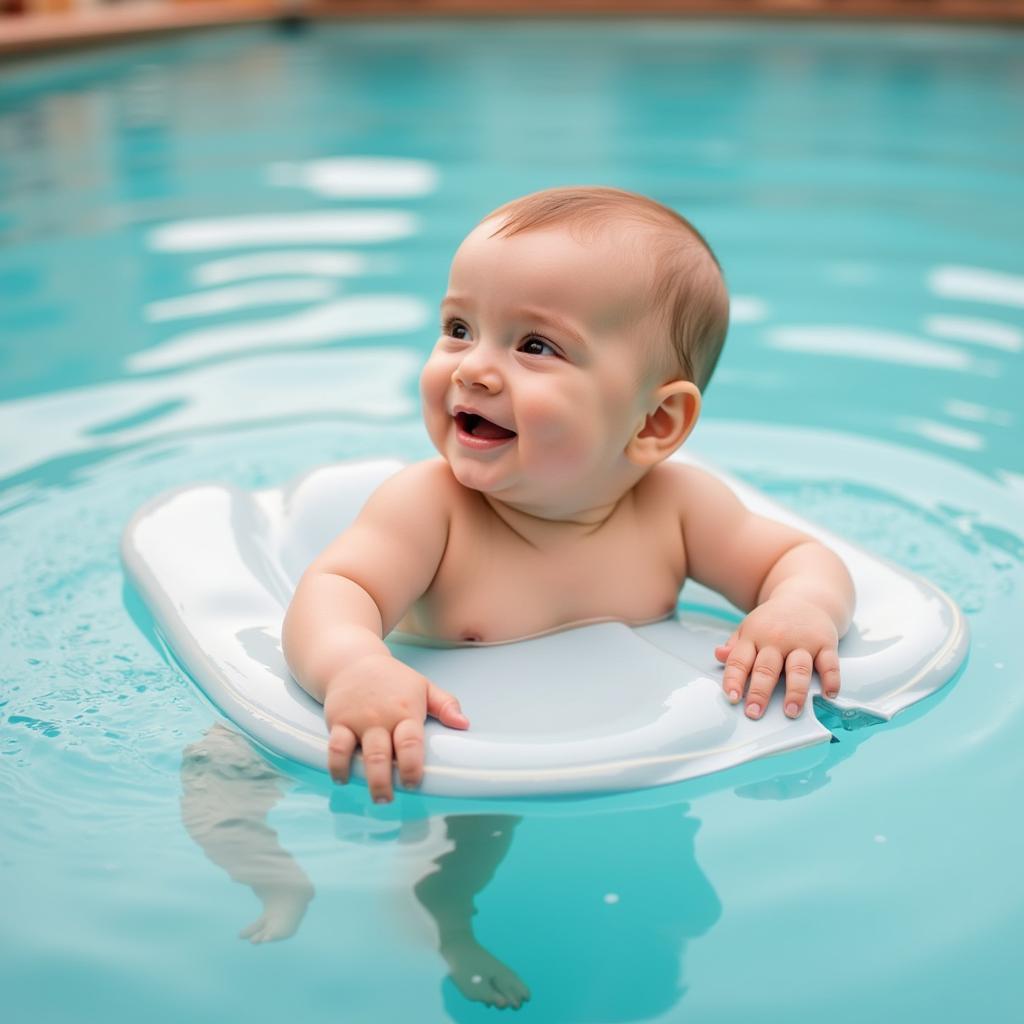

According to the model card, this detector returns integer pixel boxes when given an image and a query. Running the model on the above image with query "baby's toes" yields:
[239,915,266,942]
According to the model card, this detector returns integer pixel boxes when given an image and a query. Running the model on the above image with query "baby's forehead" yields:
[453,218,660,322]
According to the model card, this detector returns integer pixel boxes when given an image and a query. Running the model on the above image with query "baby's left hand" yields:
[714,596,842,720]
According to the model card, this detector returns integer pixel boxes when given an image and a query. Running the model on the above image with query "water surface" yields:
[1,20,1022,1023]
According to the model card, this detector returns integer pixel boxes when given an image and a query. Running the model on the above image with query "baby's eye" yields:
[519,336,559,358]
[442,318,469,340]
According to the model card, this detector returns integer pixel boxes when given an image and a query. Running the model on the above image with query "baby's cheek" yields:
[422,352,455,402]
[519,391,568,435]
[520,395,594,466]
[419,358,452,441]
[419,353,445,398]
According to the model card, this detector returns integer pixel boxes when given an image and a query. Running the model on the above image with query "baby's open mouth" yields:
[454,411,517,441]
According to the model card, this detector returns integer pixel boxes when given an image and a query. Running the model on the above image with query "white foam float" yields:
[121,455,967,798]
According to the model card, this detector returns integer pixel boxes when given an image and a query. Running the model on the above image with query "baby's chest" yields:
[414,515,686,643]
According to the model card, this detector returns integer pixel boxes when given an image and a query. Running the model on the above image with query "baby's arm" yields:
[676,466,855,720]
[282,461,468,802]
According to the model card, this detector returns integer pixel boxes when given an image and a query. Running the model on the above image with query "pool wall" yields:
[2,0,1022,59]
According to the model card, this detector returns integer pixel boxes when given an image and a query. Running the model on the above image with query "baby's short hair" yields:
[481,186,730,390]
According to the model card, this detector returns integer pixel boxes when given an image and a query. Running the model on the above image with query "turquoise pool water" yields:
[1,19,1022,1023]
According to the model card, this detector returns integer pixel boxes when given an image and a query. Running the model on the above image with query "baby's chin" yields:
[446,459,587,520]
[445,455,512,495]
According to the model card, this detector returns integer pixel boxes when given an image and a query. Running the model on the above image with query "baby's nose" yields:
[452,347,502,391]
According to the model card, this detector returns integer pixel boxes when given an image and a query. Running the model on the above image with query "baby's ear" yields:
[626,380,701,467]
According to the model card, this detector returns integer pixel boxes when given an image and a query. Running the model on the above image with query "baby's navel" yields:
[461,633,481,644]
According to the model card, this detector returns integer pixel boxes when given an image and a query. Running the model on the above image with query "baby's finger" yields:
[721,638,756,704]
[746,646,784,719]
[426,681,470,729]
[392,717,425,790]
[714,629,740,663]
[360,725,394,803]
[782,649,813,718]
[327,723,357,784]
[815,647,842,699]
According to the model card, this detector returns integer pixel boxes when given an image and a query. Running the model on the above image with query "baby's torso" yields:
[393,466,688,645]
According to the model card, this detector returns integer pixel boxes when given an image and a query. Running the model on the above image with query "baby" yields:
[282,186,855,804]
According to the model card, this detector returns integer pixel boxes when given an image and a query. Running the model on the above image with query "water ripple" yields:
[765,325,985,371]
[145,279,336,323]
[0,348,420,484]
[928,264,1024,308]
[193,250,376,286]
[924,313,1023,352]
[129,295,429,372]
[147,210,420,252]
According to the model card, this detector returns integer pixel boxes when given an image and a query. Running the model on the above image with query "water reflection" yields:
[147,210,419,251]
[267,157,439,198]
[928,265,1024,308]
[145,278,335,322]
[924,314,1023,353]
[129,294,428,372]
[943,399,1014,428]
[728,295,769,324]
[181,723,722,1018]
[898,417,985,452]
[193,250,375,286]
[765,325,985,371]
[0,348,420,483]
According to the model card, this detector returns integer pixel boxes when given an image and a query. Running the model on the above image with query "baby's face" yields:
[420,219,670,514]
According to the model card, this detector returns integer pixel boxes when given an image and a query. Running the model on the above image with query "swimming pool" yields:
[1,18,1021,1023]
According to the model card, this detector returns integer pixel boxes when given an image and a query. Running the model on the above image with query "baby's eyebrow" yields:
[513,307,588,347]
[439,295,466,313]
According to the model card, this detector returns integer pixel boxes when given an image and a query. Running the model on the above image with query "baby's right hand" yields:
[323,654,469,803]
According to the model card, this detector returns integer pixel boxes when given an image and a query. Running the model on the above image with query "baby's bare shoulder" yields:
[312,460,458,576]
[638,460,733,512]
[330,460,460,550]
[371,458,461,507]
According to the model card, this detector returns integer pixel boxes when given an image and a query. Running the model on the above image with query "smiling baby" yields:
[282,186,855,803]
